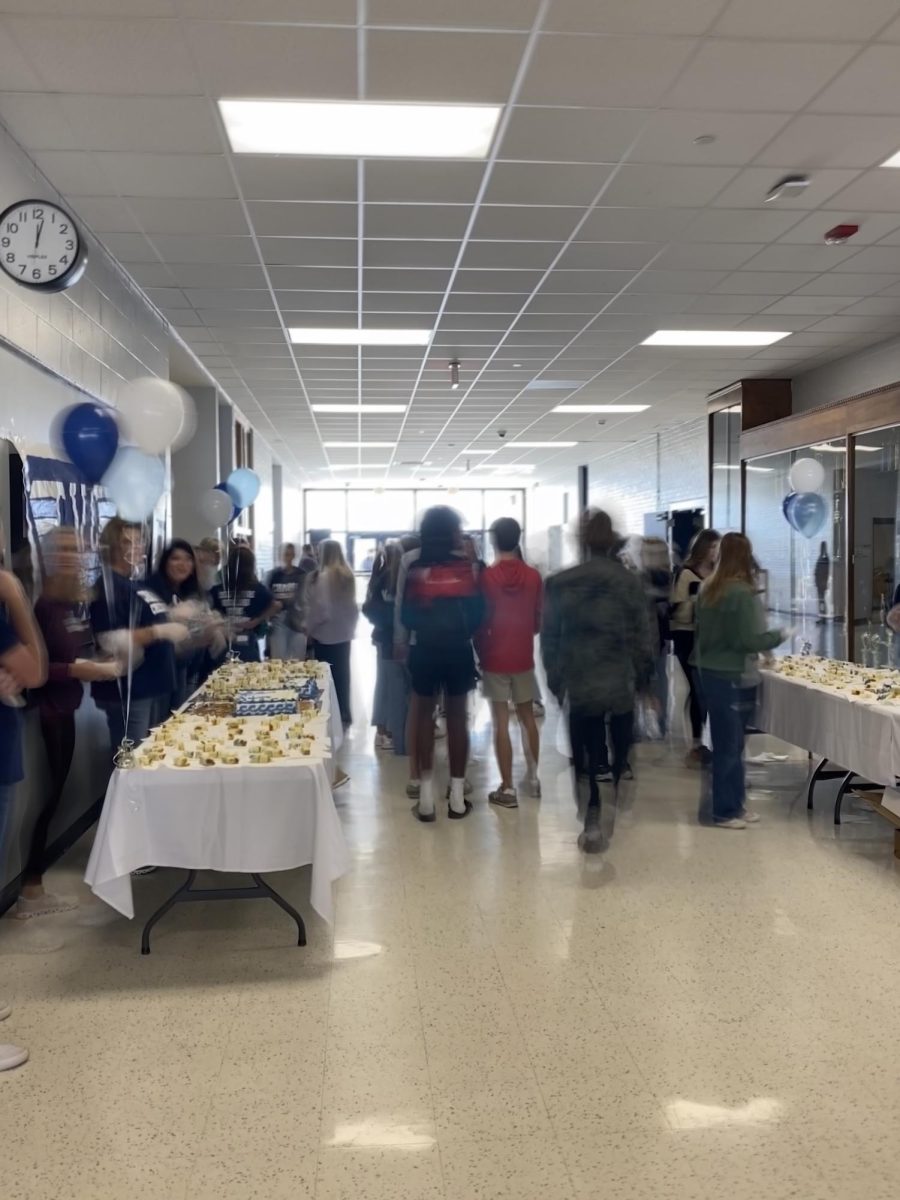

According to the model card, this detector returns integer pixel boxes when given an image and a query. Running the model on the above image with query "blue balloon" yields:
[102,447,165,522]
[215,481,241,524]
[786,491,828,540]
[61,403,119,484]
[782,492,797,523]
[227,467,260,508]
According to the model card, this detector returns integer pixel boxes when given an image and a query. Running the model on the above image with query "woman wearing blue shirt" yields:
[211,545,276,663]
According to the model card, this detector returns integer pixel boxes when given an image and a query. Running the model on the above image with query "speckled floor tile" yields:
[315,1144,445,1199]
[442,1133,575,1200]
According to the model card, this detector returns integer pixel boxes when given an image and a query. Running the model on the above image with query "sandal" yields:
[447,800,473,820]
[411,802,436,823]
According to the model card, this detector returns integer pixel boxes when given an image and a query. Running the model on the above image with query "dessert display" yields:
[767,655,900,704]
[133,661,332,770]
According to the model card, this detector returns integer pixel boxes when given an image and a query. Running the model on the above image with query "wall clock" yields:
[0,198,87,293]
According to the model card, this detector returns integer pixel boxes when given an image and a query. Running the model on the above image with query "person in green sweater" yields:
[694,533,785,830]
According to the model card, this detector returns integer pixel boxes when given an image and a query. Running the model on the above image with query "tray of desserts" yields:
[767,655,900,704]
[135,710,326,770]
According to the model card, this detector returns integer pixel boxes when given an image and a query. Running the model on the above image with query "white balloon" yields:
[102,447,165,522]
[789,457,825,494]
[118,377,188,455]
[199,487,233,527]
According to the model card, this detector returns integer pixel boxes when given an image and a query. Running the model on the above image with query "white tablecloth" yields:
[84,669,349,924]
[757,669,900,786]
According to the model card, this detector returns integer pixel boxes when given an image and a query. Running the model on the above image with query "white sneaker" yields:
[0,1043,29,1072]
[374,733,393,750]
[714,817,747,830]
[15,892,79,920]
[521,775,541,798]
[741,811,761,824]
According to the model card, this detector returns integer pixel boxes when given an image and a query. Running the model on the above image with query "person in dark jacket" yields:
[210,545,276,664]
[364,541,402,750]
[542,510,653,853]
[399,506,484,821]
[148,538,207,714]
[19,528,120,918]
[266,542,307,661]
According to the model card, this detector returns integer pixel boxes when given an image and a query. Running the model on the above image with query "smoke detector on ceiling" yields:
[764,174,810,203]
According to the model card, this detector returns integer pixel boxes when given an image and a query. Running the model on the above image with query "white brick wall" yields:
[589,417,708,534]
[0,121,167,447]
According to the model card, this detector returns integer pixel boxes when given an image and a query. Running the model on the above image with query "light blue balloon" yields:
[102,447,165,522]
[786,491,828,540]
[227,467,260,508]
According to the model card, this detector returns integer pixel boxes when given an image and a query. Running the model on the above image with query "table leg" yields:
[141,870,198,955]
[250,874,307,947]
[807,757,828,810]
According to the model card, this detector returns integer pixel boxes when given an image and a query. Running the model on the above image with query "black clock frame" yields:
[0,198,89,294]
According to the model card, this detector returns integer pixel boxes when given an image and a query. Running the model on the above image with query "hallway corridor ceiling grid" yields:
[4,1,900,483]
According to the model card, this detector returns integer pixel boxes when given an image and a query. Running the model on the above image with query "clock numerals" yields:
[0,200,84,291]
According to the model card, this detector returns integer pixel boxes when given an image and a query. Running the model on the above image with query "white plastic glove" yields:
[99,629,134,659]
[209,628,227,657]
[170,599,204,624]
[154,622,191,646]
[0,667,24,705]
[76,658,125,682]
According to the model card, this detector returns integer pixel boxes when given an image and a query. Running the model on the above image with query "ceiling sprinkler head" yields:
[693,134,716,145]
[765,174,810,203]
[449,359,460,390]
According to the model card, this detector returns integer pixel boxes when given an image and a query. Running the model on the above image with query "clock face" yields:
[0,199,85,291]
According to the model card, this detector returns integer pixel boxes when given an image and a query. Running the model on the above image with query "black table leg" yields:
[140,870,307,954]
[807,757,828,810]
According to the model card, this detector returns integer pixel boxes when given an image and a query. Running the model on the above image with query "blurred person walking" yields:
[399,507,484,821]
[304,539,359,728]
[363,542,403,750]
[476,517,542,808]
[670,529,719,767]
[266,542,307,661]
[542,510,653,853]
[149,538,212,713]
[211,544,276,665]
[639,536,673,740]
[694,532,786,830]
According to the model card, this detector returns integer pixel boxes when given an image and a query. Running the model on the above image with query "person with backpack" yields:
[399,506,484,822]
[670,528,720,767]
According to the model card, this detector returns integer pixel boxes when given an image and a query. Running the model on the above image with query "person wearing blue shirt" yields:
[211,545,276,663]
[0,566,47,1072]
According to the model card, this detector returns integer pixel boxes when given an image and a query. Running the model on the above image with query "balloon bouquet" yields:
[781,457,829,539]
[198,468,262,658]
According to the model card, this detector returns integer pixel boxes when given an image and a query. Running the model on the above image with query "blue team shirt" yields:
[90,571,176,702]
[0,611,24,785]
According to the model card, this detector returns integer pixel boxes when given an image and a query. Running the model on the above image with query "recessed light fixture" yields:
[552,404,649,414]
[524,379,587,390]
[219,99,502,159]
[324,441,395,448]
[504,441,578,448]
[643,330,790,347]
[312,404,407,414]
[290,327,430,346]
[811,442,880,453]
[881,149,900,168]
[714,464,773,473]
[449,359,460,390]
[328,463,392,469]
[463,449,495,455]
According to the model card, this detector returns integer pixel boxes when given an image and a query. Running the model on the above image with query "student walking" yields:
[670,529,719,766]
[475,517,542,808]
[304,539,358,727]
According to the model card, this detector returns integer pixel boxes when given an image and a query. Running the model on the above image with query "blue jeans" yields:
[99,696,155,760]
[699,673,756,823]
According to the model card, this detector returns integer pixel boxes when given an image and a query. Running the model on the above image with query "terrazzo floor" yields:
[3,645,900,1199]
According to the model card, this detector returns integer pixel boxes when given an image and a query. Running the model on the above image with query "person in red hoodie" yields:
[476,518,542,809]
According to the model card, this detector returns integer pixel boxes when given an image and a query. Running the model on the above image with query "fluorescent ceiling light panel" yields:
[324,441,395,448]
[291,327,430,346]
[327,463,391,469]
[219,99,502,159]
[642,330,790,347]
[811,442,880,453]
[463,449,495,455]
[524,379,587,390]
[504,441,578,448]
[312,404,406,414]
[552,404,648,413]
[715,464,773,473]
[880,149,900,167]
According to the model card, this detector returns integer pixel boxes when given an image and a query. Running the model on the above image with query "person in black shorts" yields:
[399,506,484,821]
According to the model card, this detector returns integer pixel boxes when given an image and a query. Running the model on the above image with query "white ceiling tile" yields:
[169,263,268,287]
[665,40,858,111]
[366,29,526,102]
[60,95,222,153]
[683,208,805,242]
[546,0,723,34]
[793,271,900,294]
[32,150,117,195]
[832,245,900,272]
[367,0,540,27]
[185,21,356,97]
[576,208,699,242]
[838,296,900,315]
[755,114,900,170]
[482,162,612,206]
[180,1,355,16]
[599,164,738,207]
[195,308,282,327]
[0,94,73,147]
[740,243,859,272]
[7,16,199,93]
[777,211,900,244]
[521,34,697,107]
[761,295,865,315]
[714,0,898,40]
[714,271,819,294]
[366,205,470,239]
[366,267,453,291]
[364,240,460,268]
[631,110,791,165]
[96,231,159,261]
[364,161,484,204]
[811,45,900,113]
[1,1,174,11]
[235,158,358,203]
[460,242,561,269]
[825,170,900,211]
[629,269,729,293]
[652,243,762,270]
[471,205,581,241]
[543,260,654,285]
[96,152,236,199]
[363,293,441,313]
[183,288,272,309]
[125,261,176,287]
[712,167,859,209]
[260,237,357,267]
[67,196,136,234]
[245,202,357,238]
[148,234,257,264]
[804,314,900,333]
[499,106,647,163]
[128,197,249,236]
[605,293,699,314]
[687,294,782,314]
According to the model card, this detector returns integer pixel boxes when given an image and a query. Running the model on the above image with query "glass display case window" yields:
[711,404,742,533]
[852,426,900,667]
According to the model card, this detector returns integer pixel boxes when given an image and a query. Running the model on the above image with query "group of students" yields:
[356,505,785,846]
